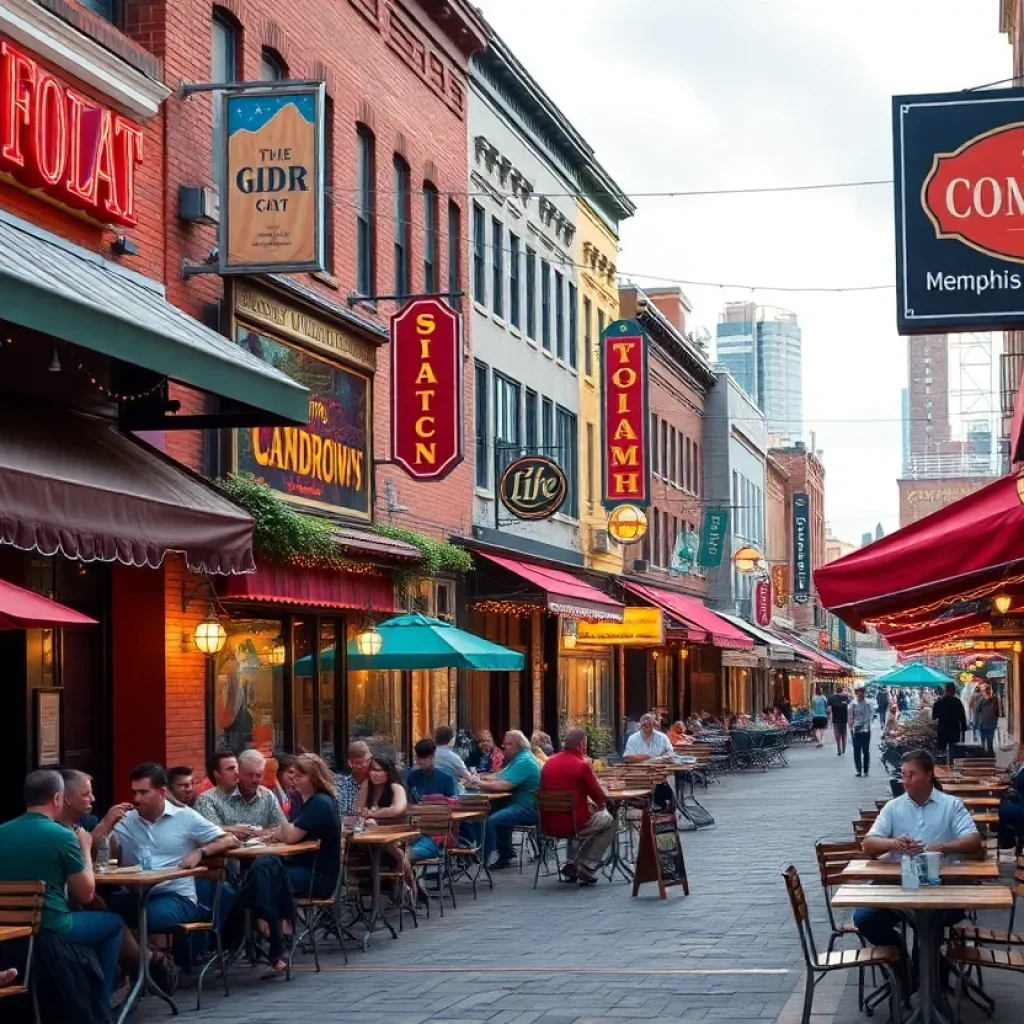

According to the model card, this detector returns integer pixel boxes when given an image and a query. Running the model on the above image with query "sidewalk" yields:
[133,739,1018,1024]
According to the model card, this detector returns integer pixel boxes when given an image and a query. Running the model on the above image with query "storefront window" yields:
[319,621,337,767]
[412,669,455,743]
[346,621,403,763]
[214,619,284,757]
[293,619,316,754]
[559,655,612,729]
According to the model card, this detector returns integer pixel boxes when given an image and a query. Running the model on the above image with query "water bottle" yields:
[94,836,110,873]
[138,842,153,871]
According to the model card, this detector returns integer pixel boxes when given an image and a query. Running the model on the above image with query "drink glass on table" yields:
[138,843,153,871]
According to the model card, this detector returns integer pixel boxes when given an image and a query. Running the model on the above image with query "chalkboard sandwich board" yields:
[631,800,690,900]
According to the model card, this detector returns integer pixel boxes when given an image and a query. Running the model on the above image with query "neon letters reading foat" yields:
[0,41,143,227]
[601,320,650,508]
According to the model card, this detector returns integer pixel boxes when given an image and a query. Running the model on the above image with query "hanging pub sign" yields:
[893,87,1024,333]
[754,576,772,627]
[698,509,729,568]
[792,491,811,604]
[498,455,567,520]
[0,41,144,227]
[391,298,463,480]
[599,319,650,508]
[221,83,325,274]
[771,564,788,608]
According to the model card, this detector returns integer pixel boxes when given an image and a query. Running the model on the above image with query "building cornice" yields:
[0,0,168,118]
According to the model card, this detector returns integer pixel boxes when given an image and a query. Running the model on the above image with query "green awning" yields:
[0,210,308,425]
[346,613,526,671]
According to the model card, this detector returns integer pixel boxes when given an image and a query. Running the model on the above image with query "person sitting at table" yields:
[271,752,301,819]
[167,766,197,809]
[0,770,125,1015]
[262,753,341,979]
[335,740,373,816]
[196,748,285,834]
[531,730,555,763]
[540,728,614,885]
[355,755,410,821]
[433,725,471,791]
[472,730,541,870]
[57,768,132,840]
[857,748,981,994]
[465,730,504,773]
[109,763,237,989]
[624,714,674,762]
[405,739,459,905]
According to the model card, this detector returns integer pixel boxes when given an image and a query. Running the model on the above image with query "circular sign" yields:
[499,455,568,520]
[607,504,648,543]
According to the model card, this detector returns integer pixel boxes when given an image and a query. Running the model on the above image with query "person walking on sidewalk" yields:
[829,687,850,756]
[810,686,829,748]
[851,685,874,777]
[976,684,1001,754]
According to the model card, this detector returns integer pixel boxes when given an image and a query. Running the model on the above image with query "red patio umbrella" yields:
[0,577,98,629]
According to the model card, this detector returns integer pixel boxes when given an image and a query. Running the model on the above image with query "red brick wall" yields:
[145,0,479,541]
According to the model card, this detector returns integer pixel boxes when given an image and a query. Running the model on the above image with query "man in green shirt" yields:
[472,730,541,869]
[0,769,123,1013]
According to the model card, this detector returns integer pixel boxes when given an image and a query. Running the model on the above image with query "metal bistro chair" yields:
[174,856,230,1009]
[782,865,902,1024]
[291,846,349,974]
[448,795,492,899]
[534,791,581,888]
[0,881,43,1024]
[409,803,457,916]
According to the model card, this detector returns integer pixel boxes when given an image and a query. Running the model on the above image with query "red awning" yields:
[476,553,623,622]
[882,613,990,653]
[0,578,97,629]
[815,474,1024,630]
[621,581,753,649]
[775,631,853,675]
[222,563,396,612]
[0,403,255,575]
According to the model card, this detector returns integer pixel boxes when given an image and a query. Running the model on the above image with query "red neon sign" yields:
[0,40,144,227]
[600,319,650,508]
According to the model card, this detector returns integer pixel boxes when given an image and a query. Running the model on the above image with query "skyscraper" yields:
[715,302,803,444]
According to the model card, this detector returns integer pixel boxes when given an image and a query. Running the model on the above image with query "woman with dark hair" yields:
[355,756,408,820]
[262,754,340,979]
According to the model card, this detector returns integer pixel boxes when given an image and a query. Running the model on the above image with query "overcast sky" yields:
[482,0,1011,544]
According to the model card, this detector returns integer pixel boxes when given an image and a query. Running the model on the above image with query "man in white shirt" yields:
[624,714,674,762]
[856,749,981,991]
[109,763,236,940]
[433,724,470,792]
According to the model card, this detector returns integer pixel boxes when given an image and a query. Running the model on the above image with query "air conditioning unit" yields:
[590,529,613,554]
[632,558,649,572]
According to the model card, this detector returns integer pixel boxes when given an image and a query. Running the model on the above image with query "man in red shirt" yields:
[539,728,616,884]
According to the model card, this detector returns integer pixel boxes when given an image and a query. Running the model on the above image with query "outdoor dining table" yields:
[839,859,999,883]
[956,796,1001,808]
[97,866,207,1024]
[831,883,1012,1024]
[600,788,650,882]
[347,828,421,950]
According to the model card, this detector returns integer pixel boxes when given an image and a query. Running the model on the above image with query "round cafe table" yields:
[831,883,1012,1024]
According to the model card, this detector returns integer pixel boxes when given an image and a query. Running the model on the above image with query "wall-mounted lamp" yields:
[111,235,139,257]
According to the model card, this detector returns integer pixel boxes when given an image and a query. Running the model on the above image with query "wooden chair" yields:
[0,881,43,1024]
[781,866,902,1024]
[409,804,456,916]
[449,795,491,899]
[952,855,1024,947]
[534,791,581,888]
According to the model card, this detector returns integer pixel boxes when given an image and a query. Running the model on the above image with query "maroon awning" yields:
[0,578,97,629]
[621,581,754,649]
[222,562,396,611]
[0,404,255,575]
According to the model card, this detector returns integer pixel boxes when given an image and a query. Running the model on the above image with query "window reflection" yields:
[346,621,403,764]
[214,620,284,756]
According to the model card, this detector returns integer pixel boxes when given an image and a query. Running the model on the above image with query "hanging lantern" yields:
[607,504,648,544]
[732,546,763,573]
[993,594,1012,614]
[269,638,286,666]
[355,625,384,657]
[193,604,227,656]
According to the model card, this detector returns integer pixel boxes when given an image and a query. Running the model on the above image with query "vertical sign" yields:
[600,319,650,508]
[221,84,326,274]
[391,298,463,480]
[754,576,772,627]
[771,564,788,608]
[792,491,811,604]
[698,509,729,568]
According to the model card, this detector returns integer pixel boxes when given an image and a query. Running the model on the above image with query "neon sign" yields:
[0,40,144,227]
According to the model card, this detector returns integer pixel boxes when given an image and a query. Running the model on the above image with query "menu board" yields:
[631,803,690,900]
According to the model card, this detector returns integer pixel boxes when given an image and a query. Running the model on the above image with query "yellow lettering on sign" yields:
[415,416,436,438]
[415,442,437,465]
[613,471,640,494]
[415,362,438,385]
[248,427,366,491]
[613,419,637,441]
[611,446,638,466]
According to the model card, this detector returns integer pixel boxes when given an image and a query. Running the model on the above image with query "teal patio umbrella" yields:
[348,614,525,671]
[294,614,525,673]
[871,662,953,688]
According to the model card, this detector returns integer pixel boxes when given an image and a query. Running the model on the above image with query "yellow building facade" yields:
[576,199,624,574]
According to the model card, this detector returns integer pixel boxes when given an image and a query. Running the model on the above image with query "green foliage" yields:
[219,474,472,578]
[584,722,615,758]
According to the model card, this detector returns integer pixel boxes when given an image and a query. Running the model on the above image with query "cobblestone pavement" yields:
[134,741,1020,1024]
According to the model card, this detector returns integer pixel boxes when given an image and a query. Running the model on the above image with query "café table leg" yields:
[905,909,952,1024]
[116,885,180,1024]
[601,800,633,884]
[361,846,398,951]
